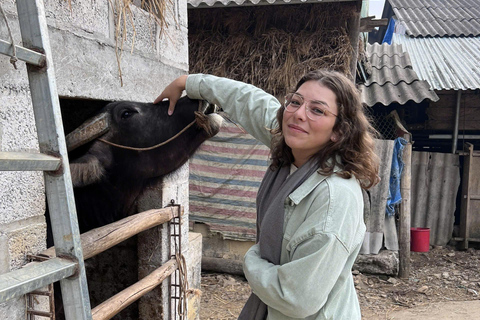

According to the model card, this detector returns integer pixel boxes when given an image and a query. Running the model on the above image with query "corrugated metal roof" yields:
[188,0,354,8]
[388,0,480,37]
[393,34,480,90]
[368,54,412,69]
[361,81,438,106]
[359,43,439,107]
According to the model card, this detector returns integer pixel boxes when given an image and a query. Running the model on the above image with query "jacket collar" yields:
[288,155,342,205]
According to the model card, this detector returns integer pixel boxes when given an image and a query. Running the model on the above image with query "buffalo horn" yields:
[65,113,110,152]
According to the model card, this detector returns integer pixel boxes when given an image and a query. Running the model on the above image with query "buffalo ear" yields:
[69,155,105,187]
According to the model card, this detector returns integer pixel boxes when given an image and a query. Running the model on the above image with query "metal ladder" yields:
[0,1,92,319]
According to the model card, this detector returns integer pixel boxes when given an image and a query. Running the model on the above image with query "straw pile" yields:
[189,3,355,96]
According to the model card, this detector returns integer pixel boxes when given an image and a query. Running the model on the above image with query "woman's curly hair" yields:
[270,69,380,189]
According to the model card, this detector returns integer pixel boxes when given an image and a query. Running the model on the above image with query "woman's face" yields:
[282,80,339,167]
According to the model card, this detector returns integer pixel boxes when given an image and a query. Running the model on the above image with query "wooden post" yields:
[399,142,412,278]
[347,0,362,81]
[459,143,473,250]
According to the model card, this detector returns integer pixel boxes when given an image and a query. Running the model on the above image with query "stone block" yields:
[48,25,186,102]
[354,250,399,276]
[4,220,47,270]
[185,232,202,320]
[0,234,9,273]
[113,4,158,56]
[44,0,110,38]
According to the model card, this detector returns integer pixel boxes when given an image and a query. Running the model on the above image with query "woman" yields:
[155,70,379,319]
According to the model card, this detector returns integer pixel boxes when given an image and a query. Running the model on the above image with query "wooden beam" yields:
[360,16,389,32]
[202,257,244,276]
[348,2,362,81]
[91,259,178,320]
[41,206,182,259]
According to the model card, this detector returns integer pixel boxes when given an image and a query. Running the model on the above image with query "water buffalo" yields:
[48,96,221,319]
[60,96,222,233]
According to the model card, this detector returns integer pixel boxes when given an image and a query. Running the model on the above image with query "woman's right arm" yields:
[157,74,281,147]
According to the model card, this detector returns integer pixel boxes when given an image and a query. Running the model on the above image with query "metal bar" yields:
[27,309,54,317]
[0,38,46,67]
[0,151,61,171]
[429,134,480,139]
[15,0,92,319]
[0,257,77,303]
[452,237,480,243]
[28,290,51,296]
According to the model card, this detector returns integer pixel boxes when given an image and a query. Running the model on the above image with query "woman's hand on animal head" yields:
[154,75,188,116]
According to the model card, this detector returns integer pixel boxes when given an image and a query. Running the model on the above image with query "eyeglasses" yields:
[284,93,338,120]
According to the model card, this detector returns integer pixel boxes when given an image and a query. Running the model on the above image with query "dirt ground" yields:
[199,245,480,319]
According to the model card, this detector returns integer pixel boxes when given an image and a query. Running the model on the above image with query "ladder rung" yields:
[0,151,61,171]
[26,308,53,318]
[0,257,77,303]
[0,39,46,67]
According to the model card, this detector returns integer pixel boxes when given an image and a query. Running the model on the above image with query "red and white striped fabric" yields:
[189,118,270,241]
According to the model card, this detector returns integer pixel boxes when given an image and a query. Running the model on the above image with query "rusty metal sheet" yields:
[361,139,394,254]
[411,151,461,246]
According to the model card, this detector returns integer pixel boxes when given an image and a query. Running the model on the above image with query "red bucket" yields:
[410,228,430,252]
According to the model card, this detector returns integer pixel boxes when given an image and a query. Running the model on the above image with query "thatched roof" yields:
[189,3,356,97]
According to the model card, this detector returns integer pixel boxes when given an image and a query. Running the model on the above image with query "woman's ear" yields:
[331,133,338,142]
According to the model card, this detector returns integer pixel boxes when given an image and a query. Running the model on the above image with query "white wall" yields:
[0,0,196,318]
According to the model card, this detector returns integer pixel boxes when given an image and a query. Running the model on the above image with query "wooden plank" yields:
[0,151,61,171]
[359,16,388,32]
[452,237,480,243]
[467,150,480,239]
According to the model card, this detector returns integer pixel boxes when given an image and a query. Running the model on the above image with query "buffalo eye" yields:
[121,109,137,119]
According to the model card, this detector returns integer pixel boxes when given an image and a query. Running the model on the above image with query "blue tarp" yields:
[382,18,395,45]
[386,137,407,216]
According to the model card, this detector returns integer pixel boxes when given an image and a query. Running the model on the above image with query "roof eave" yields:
[188,0,356,9]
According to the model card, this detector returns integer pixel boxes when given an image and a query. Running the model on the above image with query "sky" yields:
[369,0,386,18]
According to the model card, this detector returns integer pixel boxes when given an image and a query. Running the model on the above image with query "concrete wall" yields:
[0,0,199,319]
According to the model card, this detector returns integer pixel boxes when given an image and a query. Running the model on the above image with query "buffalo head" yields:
[63,96,222,232]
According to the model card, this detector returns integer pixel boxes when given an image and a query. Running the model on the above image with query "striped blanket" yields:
[189,117,270,241]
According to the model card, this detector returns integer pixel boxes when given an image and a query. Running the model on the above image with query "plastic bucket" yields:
[410,228,430,252]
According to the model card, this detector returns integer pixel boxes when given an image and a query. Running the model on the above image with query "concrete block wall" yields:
[0,0,197,318]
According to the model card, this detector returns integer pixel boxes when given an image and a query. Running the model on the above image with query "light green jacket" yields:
[186,74,365,320]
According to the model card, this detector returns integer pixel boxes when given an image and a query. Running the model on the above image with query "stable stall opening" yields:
[58,98,140,319]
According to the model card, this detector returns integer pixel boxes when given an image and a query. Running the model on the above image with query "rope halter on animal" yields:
[65,101,216,152]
